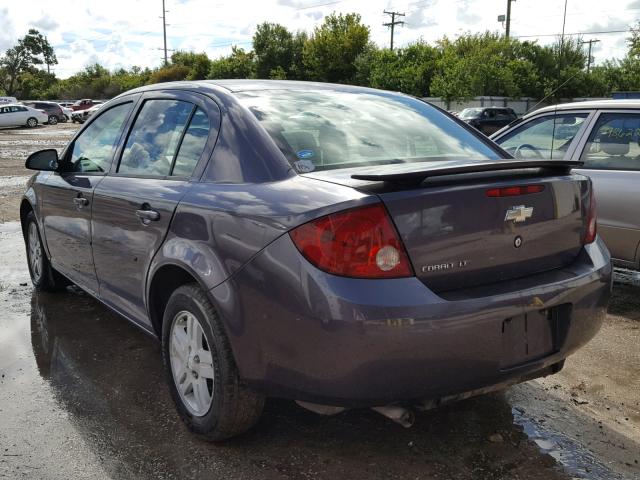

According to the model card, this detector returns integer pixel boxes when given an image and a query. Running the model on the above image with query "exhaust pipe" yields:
[372,406,415,428]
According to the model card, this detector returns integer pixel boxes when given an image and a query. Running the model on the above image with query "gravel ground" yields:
[0,124,638,480]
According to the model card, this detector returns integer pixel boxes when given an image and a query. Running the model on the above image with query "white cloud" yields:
[0,0,636,78]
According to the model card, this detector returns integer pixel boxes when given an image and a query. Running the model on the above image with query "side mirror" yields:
[25,149,59,171]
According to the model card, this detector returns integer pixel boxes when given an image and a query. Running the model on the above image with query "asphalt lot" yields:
[0,124,638,480]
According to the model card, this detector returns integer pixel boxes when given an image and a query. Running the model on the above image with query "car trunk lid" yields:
[303,160,589,292]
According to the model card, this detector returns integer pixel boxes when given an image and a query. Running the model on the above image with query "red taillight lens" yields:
[289,204,413,278]
[584,185,597,244]
[486,185,545,197]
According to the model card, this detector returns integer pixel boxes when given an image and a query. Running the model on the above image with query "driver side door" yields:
[40,99,137,294]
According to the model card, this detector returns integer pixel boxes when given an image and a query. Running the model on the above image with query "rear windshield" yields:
[238,90,500,172]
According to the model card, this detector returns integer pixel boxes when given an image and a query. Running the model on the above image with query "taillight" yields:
[486,185,545,197]
[289,203,413,278]
[584,185,597,244]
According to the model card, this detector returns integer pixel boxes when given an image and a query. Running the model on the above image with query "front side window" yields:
[239,90,500,172]
[118,99,194,176]
[580,113,640,170]
[67,102,133,173]
[498,113,588,160]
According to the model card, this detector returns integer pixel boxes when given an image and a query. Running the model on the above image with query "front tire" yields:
[25,211,67,291]
[162,284,264,441]
[48,115,58,125]
[26,117,38,128]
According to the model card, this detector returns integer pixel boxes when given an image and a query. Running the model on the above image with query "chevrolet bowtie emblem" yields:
[504,205,533,223]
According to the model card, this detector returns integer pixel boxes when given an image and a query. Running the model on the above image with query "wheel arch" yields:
[20,197,36,238]
[146,262,212,337]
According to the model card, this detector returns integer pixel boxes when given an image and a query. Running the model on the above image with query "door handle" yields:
[73,196,89,209]
[135,208,160,225]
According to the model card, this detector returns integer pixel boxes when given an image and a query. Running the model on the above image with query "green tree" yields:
[302,13,369,83]
[149,64,190,84]
[208,46,255,79]
[253,23,297,79]
[171,51,211,80]
[356,42,439,97]
[22,29,58,73]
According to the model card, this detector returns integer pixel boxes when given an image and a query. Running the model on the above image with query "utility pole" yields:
[383,11,405,51]
[581,39,600,73]
[560,0,568,58]
[161,0,168,66]
[505,0,515,39]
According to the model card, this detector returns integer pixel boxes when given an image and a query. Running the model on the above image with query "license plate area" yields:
[500,305,570,370]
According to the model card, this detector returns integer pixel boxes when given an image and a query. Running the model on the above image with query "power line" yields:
[383,10,405,50]
[514,29,632,38]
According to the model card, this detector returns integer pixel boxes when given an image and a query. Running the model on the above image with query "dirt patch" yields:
[0,123,78,222]
[0,123,77,177]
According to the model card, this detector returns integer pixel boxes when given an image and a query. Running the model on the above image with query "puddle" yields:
[512,407,621,480]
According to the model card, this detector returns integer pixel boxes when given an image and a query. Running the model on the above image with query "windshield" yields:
[238,90,500,172]
[459,108,482,120]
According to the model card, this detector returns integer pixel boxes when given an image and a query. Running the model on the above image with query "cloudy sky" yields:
[0,0,637,78]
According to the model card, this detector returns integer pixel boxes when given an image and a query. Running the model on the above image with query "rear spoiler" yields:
[351,160,584,182]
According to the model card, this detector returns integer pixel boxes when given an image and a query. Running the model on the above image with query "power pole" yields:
[505,0,515,39]
[383,11,405,51]
[161,0,168,65]
[581,39,600,73]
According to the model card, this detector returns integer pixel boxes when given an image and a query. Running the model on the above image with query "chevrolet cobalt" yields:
[21,80,612,440]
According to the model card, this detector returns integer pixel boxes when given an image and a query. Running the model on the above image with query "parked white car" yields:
[58,104,73,122]
[0,104,49,128]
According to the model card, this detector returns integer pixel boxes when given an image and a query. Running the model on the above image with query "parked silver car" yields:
[492,99,640,270]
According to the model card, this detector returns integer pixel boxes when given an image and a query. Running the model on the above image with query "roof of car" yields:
[120,79,409,98]
[528,99,640,116]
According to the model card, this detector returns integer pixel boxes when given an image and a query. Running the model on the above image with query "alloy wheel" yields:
[27,118,37,128]
[28,222,43,282]
[169,310,215,416]
[48,115,58,125]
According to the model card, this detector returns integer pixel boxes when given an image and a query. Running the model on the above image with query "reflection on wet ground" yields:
[0,285,609,480]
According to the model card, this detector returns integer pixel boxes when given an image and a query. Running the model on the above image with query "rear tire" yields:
[26,117,38,128]
[162,283,264,441]
[48,115,58,125]
[25,211,68,292]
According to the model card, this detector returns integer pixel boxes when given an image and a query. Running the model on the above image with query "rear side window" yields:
[498,113,588,159]
[172,108,210,177]
[67,102,133,173]
[119,99,193,176]
[580,113,640,171]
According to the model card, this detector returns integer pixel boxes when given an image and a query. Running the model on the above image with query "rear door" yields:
[40,100,137,294]
[573,111,640,266]
[91,91,219,326]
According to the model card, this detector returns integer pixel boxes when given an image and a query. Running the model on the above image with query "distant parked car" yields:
[71,99,100,111]
[71,103,103,124]
[23,101,64,125]
[0,96,18,104]
[492,99,640,270]
[459,107,517,135]
[58,104,73,122]
[0,103,48,128]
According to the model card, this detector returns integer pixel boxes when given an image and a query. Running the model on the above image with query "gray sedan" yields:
[492,99,640,271]
[21,81,611,440]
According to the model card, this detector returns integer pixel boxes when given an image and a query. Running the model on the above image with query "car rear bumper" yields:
[210,235,612,406]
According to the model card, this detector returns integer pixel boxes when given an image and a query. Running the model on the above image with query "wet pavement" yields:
[0,222,638,480]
